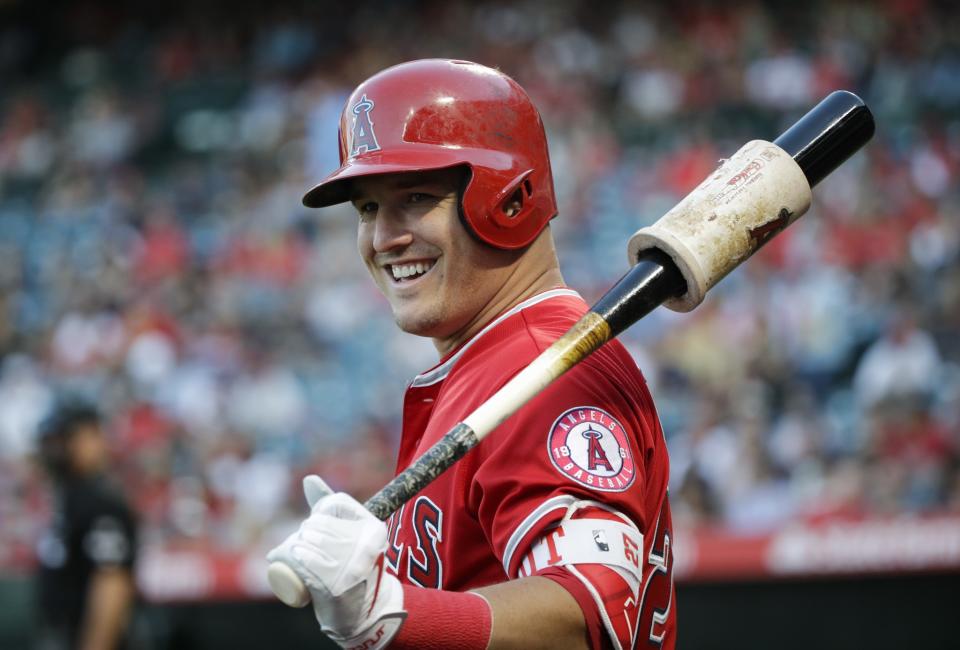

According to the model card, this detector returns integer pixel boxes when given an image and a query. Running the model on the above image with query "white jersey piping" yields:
[410,288,581,388]
[501,494,579,576]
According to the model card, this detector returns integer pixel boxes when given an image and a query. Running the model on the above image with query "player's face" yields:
[353,168,521,354]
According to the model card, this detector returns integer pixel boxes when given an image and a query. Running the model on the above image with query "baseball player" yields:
[268,59,675,649]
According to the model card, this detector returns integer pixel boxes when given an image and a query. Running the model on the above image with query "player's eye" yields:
[355,201,378,221]
[408,192,432,204]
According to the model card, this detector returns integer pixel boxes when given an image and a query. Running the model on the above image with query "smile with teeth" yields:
[389,260,436,282]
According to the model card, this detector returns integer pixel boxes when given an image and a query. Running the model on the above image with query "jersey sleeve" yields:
[81,496,137,570]
[469,352,656,577]
[535,565,611,650]
[468,346,665,649]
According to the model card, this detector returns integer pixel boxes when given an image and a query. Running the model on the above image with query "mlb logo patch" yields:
[547,407,636,492]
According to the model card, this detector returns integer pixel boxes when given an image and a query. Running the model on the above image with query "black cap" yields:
[36,399,102,478]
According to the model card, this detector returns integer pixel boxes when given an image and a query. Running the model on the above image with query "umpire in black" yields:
[34,401,138,650]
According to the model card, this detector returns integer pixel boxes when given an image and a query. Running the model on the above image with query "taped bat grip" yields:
[364,423,478,520]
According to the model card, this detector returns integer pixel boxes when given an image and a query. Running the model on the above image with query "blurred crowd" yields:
[1,0,958,568]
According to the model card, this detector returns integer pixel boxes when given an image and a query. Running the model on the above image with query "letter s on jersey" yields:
[385,496,444,589]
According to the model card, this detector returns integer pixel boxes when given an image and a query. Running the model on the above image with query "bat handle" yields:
[267,561,312,608]
[266,426,474,607]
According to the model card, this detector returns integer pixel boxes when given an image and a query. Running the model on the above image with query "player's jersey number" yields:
[638,501,673,646]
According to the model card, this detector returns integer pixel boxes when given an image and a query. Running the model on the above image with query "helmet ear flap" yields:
[461,169,547,250]
[488,170,535,229]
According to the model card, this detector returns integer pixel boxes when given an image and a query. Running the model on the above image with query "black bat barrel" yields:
[773,90,876,188]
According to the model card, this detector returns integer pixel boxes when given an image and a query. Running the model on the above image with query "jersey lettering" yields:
[638,500,673,646]
[517,513,643,582]
[623,532,640,570]
[544,526,565,566]
[384,504,406,576]
[406,497,444,589]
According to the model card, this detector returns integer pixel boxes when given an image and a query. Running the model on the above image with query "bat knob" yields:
[267,561,312,608]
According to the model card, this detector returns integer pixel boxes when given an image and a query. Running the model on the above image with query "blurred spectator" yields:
[853,310,942,409]
[33,401,138,650]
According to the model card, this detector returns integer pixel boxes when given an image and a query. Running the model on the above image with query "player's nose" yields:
[371,210,414,253]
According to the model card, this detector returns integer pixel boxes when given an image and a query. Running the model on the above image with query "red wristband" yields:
[390,585,492,649]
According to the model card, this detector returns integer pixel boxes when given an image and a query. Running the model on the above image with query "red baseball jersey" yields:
[384,288,676,649]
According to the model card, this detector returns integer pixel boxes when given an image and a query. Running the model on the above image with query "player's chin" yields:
[391,306,445,338]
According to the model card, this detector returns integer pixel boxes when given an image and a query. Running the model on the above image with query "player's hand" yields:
[266,475,406,650]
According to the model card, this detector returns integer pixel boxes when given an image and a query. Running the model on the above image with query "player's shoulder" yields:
[454,288,649,399]
[518,292,649,396]
[514,289,590,343]
[82,476,136,524]
[521,295,655,418]
[447,289,586,378]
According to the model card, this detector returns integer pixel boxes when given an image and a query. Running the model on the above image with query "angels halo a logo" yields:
[547,407,635,492]
[349,93,381,157]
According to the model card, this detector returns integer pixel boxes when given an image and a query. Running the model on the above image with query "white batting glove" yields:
[267,476,406,650]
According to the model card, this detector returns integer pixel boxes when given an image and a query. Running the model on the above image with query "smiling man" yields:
[268,59,676,650]
[352,166,562,356]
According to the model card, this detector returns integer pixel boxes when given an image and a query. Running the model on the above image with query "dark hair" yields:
[36,401,102,479]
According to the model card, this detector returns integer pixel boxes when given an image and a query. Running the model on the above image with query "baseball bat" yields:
[268,90,875,607]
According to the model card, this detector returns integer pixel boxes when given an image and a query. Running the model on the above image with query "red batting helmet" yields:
[302,59,558,250]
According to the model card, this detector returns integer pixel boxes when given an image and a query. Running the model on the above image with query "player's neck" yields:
[431,233,564,358]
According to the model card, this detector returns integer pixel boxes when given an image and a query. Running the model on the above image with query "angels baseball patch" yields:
[548,407,636,492]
